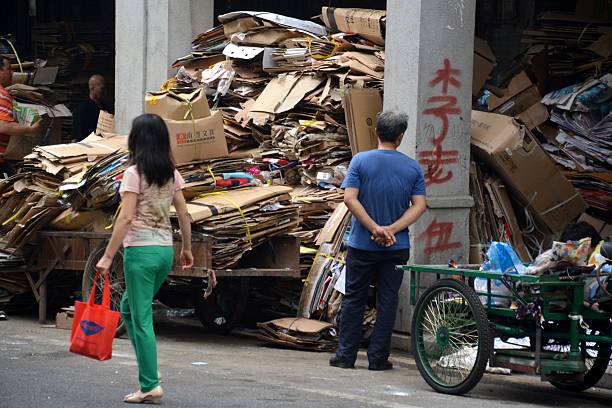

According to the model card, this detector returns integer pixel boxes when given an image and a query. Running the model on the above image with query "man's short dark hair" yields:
[560,221,602,248]
[376,111,408,143]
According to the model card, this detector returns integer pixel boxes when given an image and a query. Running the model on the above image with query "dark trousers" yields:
[336,246,410,364]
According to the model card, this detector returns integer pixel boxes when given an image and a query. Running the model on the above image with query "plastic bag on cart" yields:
[526,238,591,275]
[474,241,528,307]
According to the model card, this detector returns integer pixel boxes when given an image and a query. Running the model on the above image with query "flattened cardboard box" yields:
[163,111,228,165]
[470,110,587,233]
[342,88,382,155]
[321,7,386,46]
[96,110,115,135]
[145,88,211,121]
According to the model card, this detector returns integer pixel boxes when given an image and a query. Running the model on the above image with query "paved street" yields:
[1,316,610,407]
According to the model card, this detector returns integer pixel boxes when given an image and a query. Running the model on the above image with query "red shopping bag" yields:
[69,272,120,360]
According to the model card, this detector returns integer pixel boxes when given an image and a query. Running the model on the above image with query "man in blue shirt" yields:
[330,111,427,370]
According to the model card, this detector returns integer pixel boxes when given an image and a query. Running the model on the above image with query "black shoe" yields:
[329,355,355,369]
[368,360,393,371]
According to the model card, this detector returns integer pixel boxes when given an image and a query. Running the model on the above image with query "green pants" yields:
[121,246,173,392]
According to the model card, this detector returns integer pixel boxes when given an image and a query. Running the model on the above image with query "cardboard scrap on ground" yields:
[256,317,337,351]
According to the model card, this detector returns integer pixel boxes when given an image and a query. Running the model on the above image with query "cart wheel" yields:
[411,278,492,395]
[548,331,612,392]
[195,277,250,334]
[82,240,126,338]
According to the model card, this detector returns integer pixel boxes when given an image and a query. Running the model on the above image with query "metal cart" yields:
[401,264,612,395]
[35,231,300,334]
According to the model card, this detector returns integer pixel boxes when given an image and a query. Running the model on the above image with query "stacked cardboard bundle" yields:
[0,134,127,252]
[519,11,612,87]
[0,172,63,253]
[23,134,125,179]
[59,151,128,211]
[179,186,301,269]
[290,187,343,245]
[298,203,350,320]
[539,74,612,215]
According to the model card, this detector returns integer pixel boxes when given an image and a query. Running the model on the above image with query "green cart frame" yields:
[401,264,612,395]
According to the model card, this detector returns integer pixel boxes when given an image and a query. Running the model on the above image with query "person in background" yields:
[0,55,41,176]
[560,221,603,250]
[72,74,112,141]
[330,111,427,371]
[96,114,199,404]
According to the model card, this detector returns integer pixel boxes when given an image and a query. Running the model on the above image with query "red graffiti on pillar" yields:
[419,218,461,256]
[419,58,462,186]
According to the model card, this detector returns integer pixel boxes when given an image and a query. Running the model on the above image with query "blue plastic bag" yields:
[475,242,527,307]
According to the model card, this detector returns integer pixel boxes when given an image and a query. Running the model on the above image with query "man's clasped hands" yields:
[371,225,397,248]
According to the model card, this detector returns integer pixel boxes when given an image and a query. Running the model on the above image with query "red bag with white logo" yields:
[69,272,120,360]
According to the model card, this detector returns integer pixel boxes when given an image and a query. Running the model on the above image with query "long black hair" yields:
[128,113,175,187]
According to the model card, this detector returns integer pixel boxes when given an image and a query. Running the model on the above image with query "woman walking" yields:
[96,113,193,404]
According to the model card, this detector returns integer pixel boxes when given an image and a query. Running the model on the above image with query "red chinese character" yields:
[429,58,461,95]
[423,95,461,144]
[418,146,459,185]
[419,219,461,256]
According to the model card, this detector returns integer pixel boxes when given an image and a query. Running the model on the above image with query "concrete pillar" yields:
[384,0,476,346]
[114,0,214,134]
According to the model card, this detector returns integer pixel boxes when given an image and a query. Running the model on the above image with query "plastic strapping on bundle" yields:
[105,203,122,230]
[306,37,341,60]
[303,251,346,286]
[3,38,23,73]
[177,95,199,156]
[1,212,19,226]
[206,165,216,182]
[192,189,252,245]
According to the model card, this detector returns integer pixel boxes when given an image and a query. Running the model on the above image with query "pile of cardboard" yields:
[0,134,127,252]
[298,203,350,321]
[158,9,390,273]
[31,21,115,139]
[179,186,301,269]
[469,3,612,261]
[540,74,612,215]
[0,172,63,253]
[519,10,612,89]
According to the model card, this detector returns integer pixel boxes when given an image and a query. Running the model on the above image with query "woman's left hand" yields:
[96,254,113,274]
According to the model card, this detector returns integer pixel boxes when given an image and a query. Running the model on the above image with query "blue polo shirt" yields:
[341,149,426,251]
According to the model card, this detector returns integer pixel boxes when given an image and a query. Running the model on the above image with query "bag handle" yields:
[87,271,112,309]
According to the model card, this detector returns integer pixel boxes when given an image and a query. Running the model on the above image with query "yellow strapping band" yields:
[306,37,341,60]
[192,189,252,245]
[206,165,216,183]
[2,212,19,226]
[105,203,122,230]
[302,251,346,286]
[4,38,23,73]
